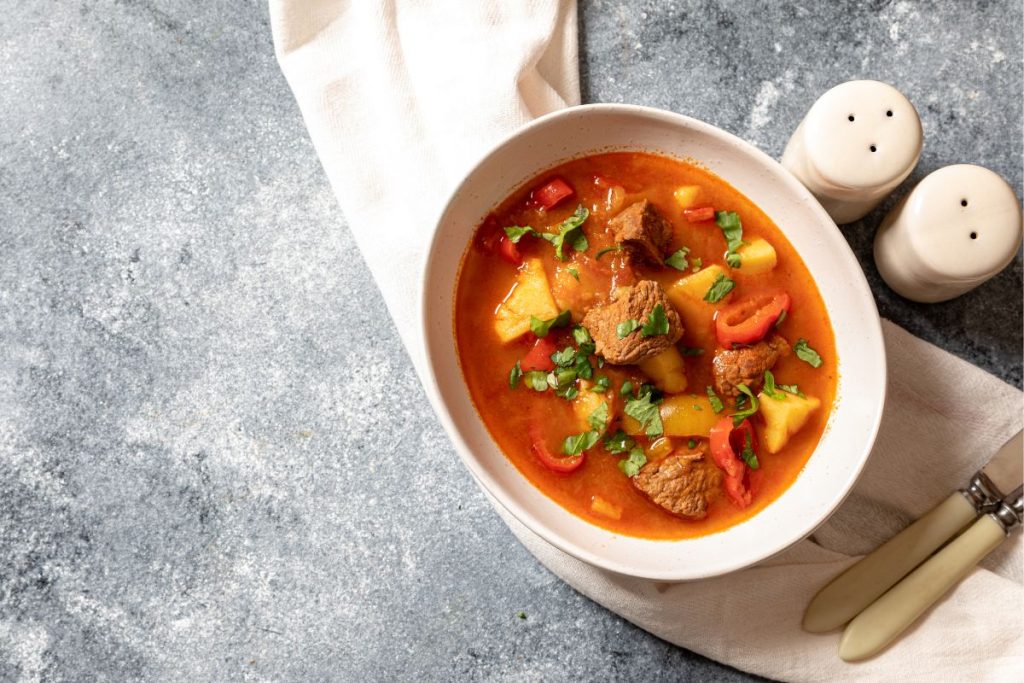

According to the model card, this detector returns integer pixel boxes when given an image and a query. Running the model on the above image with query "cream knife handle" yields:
[839,515,1006,662]
[802,493,977,633]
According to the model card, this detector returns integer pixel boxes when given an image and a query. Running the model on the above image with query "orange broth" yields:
[454,152,837,540]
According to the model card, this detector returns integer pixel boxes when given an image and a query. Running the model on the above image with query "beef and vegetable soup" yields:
[455,152,837,539]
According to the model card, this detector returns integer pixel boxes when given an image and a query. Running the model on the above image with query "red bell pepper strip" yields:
[683,206,716,222]
[529,177,575,210]
[715,293,791,347]
[520,335,558,372]
[709,417,755,508]
[530,424,585,473]
[498,235,522,265]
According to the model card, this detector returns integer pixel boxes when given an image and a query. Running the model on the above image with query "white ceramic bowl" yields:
[420,104,886,581]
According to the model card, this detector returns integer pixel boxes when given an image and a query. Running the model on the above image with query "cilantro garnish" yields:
[616,319,640,338]
[715,211,744,268]
[732,384,760,426]
[665,248,690,271]
[503,226,537,243]
[618,448,648,477]
[588,402,609,432]
[706,385,724,413]
[595,245,623,259]
[740,431,760,470]
[625,392,663,437]
[591,375,611,392]
[603,429,636,454]
[524,371,548,392]
[551,346,577,367]
[687,438,697,449]
[530,310,571,338]
[691,257,702,272]
[563,430,601,456]
[703,274,736,303]
[640,304,670,337]
[509,361,522,389]
[794,338,823,368]
[567,267,580,281]
[778,383,805,398]
[619,380,634,397]
[541,205,589,260]
[763,370,786,400]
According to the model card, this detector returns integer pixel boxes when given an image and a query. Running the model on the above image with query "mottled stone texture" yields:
[0,1,1018,681]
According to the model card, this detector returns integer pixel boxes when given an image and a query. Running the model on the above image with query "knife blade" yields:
[803,430,1023,634]
[839,484,1024,661]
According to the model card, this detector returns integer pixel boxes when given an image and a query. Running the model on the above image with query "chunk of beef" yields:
[632,448,722,519]
[607,200,671,263]
[712,335,791,398]
[581,280,683,365]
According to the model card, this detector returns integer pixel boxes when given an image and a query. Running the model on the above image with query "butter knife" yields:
[803,430,1023,633]
[839,484,1023,661]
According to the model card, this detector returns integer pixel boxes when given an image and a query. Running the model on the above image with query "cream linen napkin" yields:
[269,1,1023,679]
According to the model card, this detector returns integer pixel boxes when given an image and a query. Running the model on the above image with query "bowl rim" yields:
[418,102,887,580]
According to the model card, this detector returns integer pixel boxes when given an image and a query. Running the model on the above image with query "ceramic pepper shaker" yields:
[782,80,923,224]
[873,164,1023,303]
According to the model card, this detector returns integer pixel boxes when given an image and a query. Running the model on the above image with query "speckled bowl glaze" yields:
[420,104,886,581]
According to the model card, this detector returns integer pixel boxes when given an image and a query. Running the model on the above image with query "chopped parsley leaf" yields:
[778,383,806,398]
[732,384,760,426]
[563,430,600,456]
[763,370,786,400]
[794,338,823,368]
[524,371,548,392]
[616,319,640,338]
[618,447,647,477]
[691,257,703,272]
[530,310,571,338]
[703,273,736,303]
[503,226,536,243]
[619,380,634,397]
[595,245,623,259]
[567,266,580,281]
[541,205,590,260]
[640,304,670,337]
[588,402,609,432]
[687,438,697,449]
[715,210,744,269]
[706,385,724,413]
[740,431,760,469]
[603,429,635,454]
[509,361,523,389]
[572,325,595,354]
[665,247,690,271]
[551,346,577,367]
[625,392,663,437]
[591,375,611,392]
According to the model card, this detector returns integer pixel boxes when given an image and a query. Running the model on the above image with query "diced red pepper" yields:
[521,335,558,372]
[715,292,791,347]
[530,424,585,474]
[498,235,522,265]
[529,177,575,210]
[709,417,755,508]
[683,206,716,222]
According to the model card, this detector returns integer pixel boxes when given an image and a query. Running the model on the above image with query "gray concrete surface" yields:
[0,1,1019,681]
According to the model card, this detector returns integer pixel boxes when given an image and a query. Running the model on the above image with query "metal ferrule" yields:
[960,471,1003,513]
[988,487,1024,536]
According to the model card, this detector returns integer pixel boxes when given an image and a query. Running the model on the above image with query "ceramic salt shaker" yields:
[782,80,923,224]
[874,164,1023,303]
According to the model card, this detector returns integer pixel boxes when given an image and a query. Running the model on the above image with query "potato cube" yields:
[572,384,611,433]
[665,265,729,348]
[637,346,688,393]
[673,185,702,209]
[736,238,777,275]
[623,395,719,437]
[493,258,560,342]
[758,391,821,453]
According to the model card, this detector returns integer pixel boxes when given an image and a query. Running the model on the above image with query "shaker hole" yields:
[886,110,893,117]
[848,115,855,122]
[869,145,877,152]
[970,231,978,240]
[961,199,968,207]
